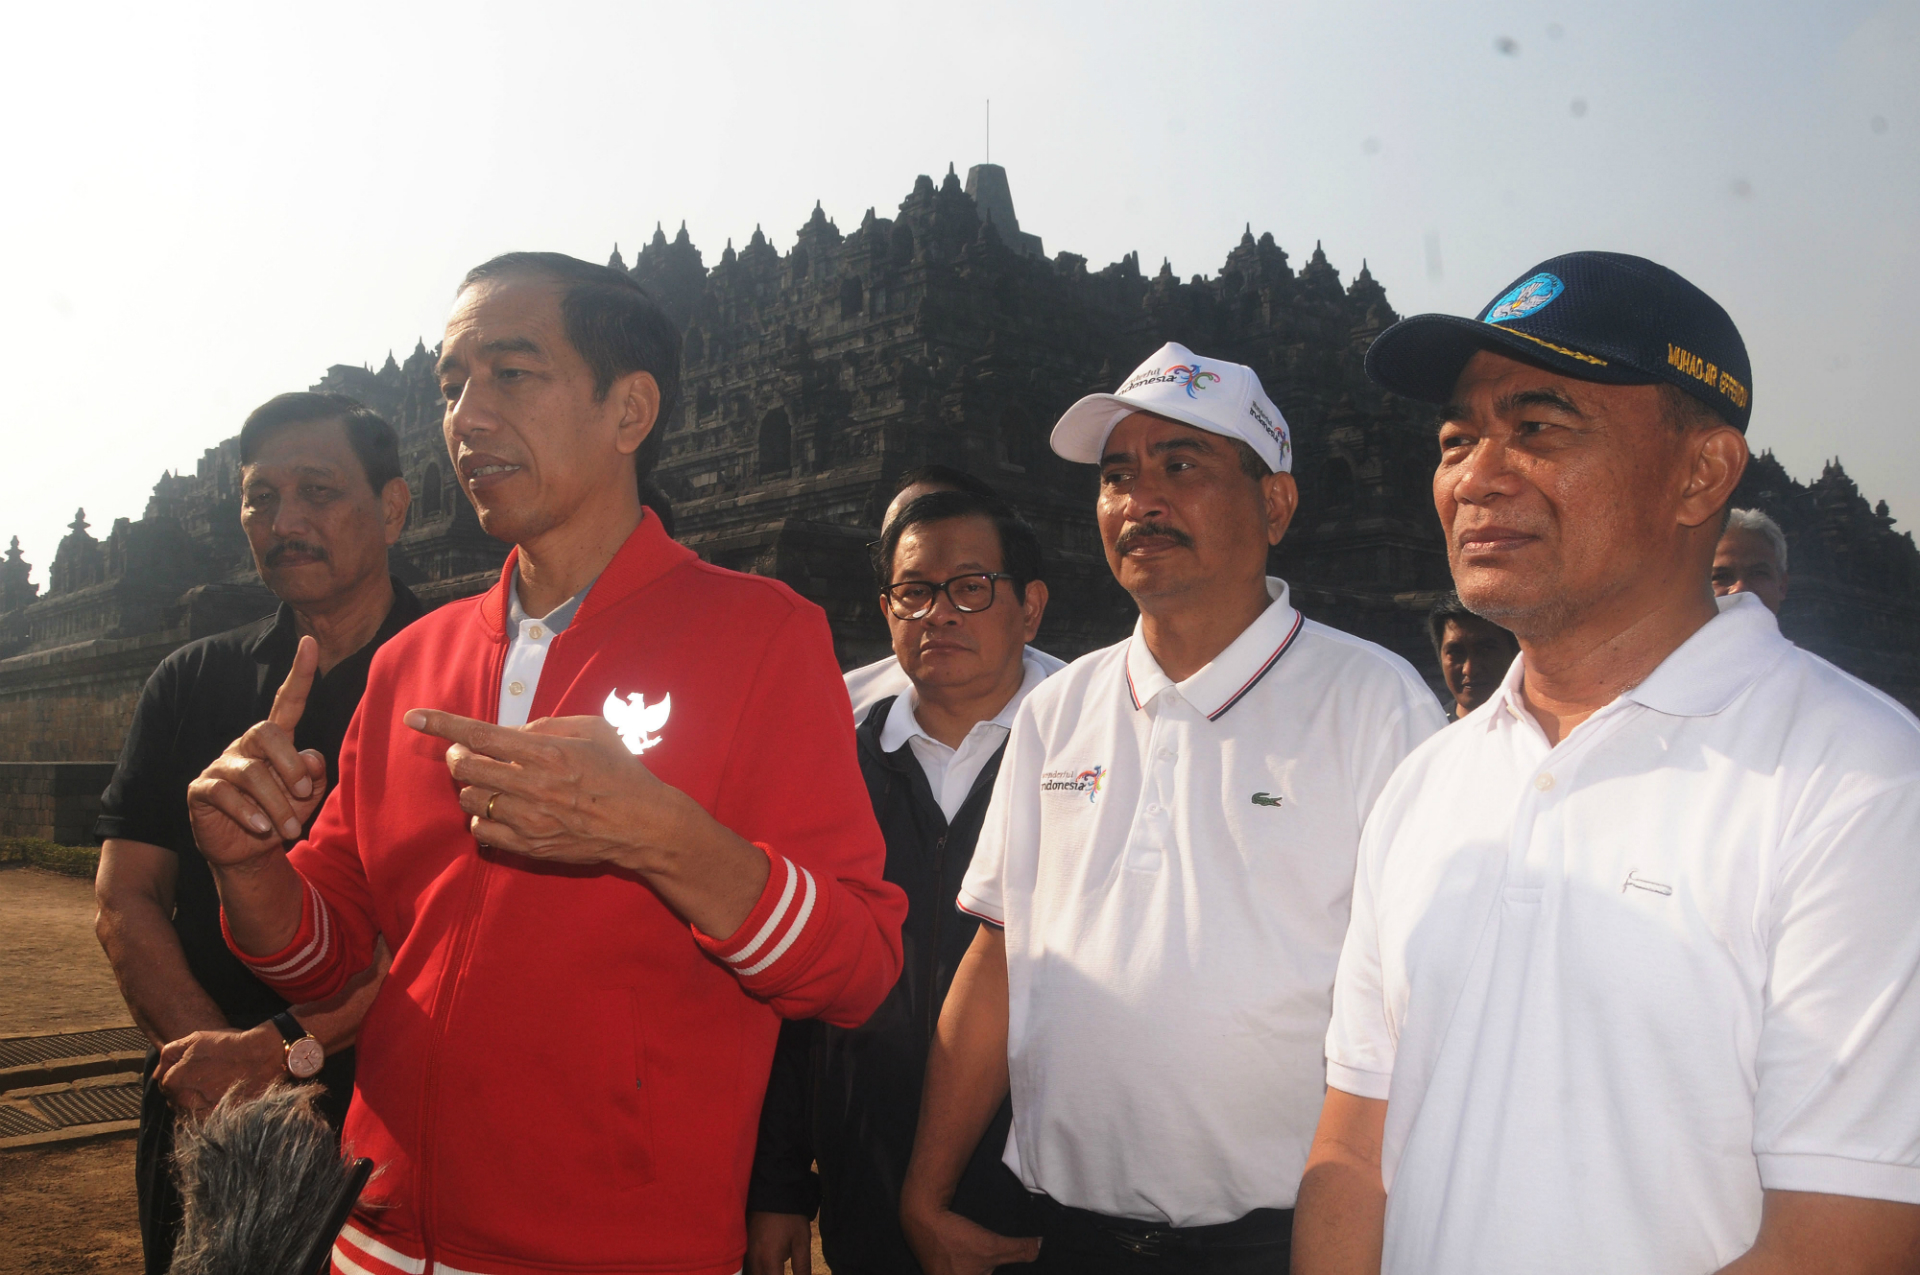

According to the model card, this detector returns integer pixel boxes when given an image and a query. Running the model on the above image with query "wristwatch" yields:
[271,1010,325,1080]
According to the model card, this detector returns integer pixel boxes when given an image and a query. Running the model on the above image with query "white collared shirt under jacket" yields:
[881,652,1053,822]
[960,579,1446,1226]
[1327,593,1920,1274]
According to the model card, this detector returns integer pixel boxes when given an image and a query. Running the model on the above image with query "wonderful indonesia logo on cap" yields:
[1051,341,1294,473]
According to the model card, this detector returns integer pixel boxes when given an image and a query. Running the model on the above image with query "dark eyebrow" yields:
[1498,387,1584,417]
[1100,435,1211,467]
[435,336,543,378]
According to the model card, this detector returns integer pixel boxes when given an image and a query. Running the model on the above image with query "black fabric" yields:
[102,581,418,1274]
[1364,250,1753,431]
[1032,1198,1292,1275]
[749,696,1039,1275]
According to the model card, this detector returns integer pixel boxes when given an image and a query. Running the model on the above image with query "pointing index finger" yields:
[269,636,320,733]
[405,708,539,761]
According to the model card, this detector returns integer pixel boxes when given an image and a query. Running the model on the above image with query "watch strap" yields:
[270,1010,310,1047]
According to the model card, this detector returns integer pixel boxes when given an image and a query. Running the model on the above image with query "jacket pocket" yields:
[605,987,655,1189]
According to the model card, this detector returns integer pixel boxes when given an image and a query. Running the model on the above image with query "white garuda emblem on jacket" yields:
[603,690,671,754]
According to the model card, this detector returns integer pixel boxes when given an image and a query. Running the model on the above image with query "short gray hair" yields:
[168,1084,363,1275]
[1725,507,1788,571]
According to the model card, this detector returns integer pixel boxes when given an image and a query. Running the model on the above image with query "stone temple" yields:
[4,163,1918,838]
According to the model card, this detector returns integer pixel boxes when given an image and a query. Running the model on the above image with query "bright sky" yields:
[5,0,1914,577]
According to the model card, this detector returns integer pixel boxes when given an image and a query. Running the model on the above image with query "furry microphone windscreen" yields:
[167,1083,362,1275]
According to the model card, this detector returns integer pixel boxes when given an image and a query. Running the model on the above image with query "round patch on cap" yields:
[1484,273,1565,324]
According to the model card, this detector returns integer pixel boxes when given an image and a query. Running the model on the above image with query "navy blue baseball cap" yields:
[1364,251,1753,431]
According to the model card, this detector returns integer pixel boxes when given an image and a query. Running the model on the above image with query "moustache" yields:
[1115,523,1195,555]
[265,540,330,568]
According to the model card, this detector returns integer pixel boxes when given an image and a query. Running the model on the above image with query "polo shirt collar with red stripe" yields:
[1124,577,1304,721]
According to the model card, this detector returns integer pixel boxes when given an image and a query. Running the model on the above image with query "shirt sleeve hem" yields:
[1326,1059,1393,1101]
[1757,1153,1920,1204]
[956,890,1004,927]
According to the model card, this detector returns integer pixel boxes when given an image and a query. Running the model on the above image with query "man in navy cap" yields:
[1293,253,1920,1274]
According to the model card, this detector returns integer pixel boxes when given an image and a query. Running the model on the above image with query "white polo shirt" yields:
[960,579,1445,1226]
[880,652,1053,821]
[1327,593,1920,1274]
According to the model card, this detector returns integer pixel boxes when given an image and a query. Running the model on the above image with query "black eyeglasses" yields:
[881,573,1016,620]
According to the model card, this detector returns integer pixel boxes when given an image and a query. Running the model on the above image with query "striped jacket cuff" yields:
[221,878,337,990]
[698,845,819,984]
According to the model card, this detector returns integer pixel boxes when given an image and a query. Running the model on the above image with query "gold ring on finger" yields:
[485,791,500,821]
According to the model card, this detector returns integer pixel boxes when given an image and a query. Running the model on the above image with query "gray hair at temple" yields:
[1725,508,1788,572]
[167,1084,360,1275]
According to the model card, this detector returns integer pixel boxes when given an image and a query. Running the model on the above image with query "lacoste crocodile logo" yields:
[1622,869,1672,896]
[1251,792,1284,807]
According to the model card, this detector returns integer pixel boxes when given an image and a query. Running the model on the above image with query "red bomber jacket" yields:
[225,515,906,1275]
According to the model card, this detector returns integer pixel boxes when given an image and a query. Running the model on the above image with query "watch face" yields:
[286,1037,325,1079]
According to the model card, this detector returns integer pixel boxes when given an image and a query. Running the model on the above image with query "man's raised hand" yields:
[187,635,330,869]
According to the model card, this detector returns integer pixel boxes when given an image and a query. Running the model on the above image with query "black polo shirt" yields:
[96,580,423,1029]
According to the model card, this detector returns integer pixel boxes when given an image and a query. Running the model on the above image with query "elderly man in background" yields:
[1426,593,1519,719]
[902,343,1444,1274]
[93,392,413,1275]
[843,465,1066,720]
[1298,252,1920,1274]
[750,483,1053,1275]
[1711,507,1789,614]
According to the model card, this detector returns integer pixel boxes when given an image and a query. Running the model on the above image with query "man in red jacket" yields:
[188,252,907,1275]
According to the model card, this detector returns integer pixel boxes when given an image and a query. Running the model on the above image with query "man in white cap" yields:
[899,343,1445,1273]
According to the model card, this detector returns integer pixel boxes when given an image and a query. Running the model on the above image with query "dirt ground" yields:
[0,865,131,1037]
[0,866,142,1275]
[0,1139,142,1275]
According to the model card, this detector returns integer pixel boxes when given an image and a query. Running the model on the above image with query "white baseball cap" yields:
[1049,342,1293,473]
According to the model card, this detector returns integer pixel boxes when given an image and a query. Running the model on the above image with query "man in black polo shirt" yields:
[93,391,419,1275]
[747,487,1053,1275]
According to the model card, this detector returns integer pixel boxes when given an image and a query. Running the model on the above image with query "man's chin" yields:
[473,504,543,546]
[260,564,337,603]
[1114,559,1203,605]
[903,652,983,685]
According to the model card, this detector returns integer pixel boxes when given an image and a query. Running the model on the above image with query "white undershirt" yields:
[879,655,1051,821]
[496,577,592,727]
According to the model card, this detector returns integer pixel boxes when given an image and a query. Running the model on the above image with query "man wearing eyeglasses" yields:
[749,486,1053,1275]
[902,344,1446,1274]
[844,465,1068,722]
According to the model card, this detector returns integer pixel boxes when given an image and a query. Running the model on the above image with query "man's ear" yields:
[612,371,662,457]
[1262,471,1300,547]
[1019,579,1050,644]
[381,477,411,546]
[1678,427,1749,530]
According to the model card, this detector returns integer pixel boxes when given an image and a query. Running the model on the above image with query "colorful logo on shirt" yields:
[1484,272,1564,324]
[1040,765,1106,803]
[1250,791,1284,807]
[603,690,671,754]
